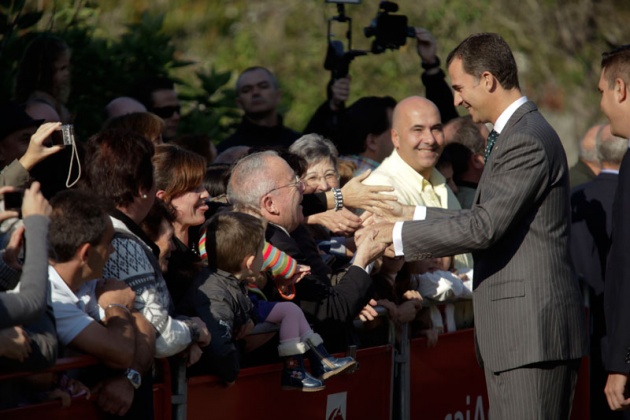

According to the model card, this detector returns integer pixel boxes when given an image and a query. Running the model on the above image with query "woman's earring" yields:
[142,194,148,199]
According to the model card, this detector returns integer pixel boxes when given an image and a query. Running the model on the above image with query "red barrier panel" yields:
[0,357,172,420]
[187,345,393,420]
[409,329,589,420]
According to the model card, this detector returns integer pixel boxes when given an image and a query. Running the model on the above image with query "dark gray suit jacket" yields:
[400,101,588,372]
[605,152,630,374]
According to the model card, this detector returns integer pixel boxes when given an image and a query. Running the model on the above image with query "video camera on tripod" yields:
[324,0,415,79]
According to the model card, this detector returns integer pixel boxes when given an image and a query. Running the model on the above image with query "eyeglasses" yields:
[303,171,340,186]
[265,175,304,195]
[151,105,181,119]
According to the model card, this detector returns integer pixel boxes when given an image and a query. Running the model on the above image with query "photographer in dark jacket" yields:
[304,27,458,145]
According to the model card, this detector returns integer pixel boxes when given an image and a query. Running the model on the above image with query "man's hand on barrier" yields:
[92,376,134,416]
[396,299,422,325]
[234,319,254,341]
[403,290,423,305]
[96,278,136,312]
[358,299,379,322]
[0,326,31,361]
[377,299,398,322]
[186,343,203,367]
[190,317,211,347]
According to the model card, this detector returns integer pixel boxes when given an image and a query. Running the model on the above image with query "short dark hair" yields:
[204,164,231,197]
[103,112,165,144]
[203,211,265,273]
[140,201,176,243]
[601,44,630,88]
[236,66,278,92]
[337,96,397,156]
[446,33,520,90]
[83,129,155,207]
[133,76,176,108]
[440,142,472,184]
[171,133,215,164]
[49,190,111,262]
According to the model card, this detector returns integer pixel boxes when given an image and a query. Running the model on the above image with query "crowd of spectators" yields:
[0,26,622,418]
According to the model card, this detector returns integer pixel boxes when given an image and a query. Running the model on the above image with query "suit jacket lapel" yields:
[473,101,538,205]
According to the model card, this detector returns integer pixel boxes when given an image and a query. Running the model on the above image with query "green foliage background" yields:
[2,0,630,159]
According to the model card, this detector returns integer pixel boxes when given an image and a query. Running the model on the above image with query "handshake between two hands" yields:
[355,199,415,259]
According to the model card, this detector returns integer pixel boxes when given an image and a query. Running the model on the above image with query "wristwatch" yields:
[125,368,142,389]
[184,319,201,342]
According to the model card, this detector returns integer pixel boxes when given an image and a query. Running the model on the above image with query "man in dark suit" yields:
[599,44,630,412]
[571,124,628,419]
[358,33,587,418]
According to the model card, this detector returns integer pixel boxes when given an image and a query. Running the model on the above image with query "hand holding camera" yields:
[21,181,51,219]
[0,186,20,221]
[18,122,67,171]
[0,182,50,218]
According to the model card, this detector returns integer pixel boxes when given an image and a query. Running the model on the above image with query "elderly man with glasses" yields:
[227,150,387,351]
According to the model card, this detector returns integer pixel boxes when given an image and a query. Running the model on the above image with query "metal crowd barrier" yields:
[0,304,590,420]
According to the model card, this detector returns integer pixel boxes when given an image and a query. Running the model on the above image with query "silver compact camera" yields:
[51,124,75,146]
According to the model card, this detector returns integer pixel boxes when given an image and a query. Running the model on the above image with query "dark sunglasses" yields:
[151,105,181,119]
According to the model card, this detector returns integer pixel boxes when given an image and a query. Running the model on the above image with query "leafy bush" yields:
[0,2,239,142]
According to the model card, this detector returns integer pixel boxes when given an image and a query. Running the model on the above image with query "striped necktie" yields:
[484,130,499,163]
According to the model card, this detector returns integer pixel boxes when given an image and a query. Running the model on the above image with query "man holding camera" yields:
[0,102,64,188]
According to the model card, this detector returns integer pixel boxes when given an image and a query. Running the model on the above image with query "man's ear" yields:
[615,78,628,103]
[261,195,278,215]
[155,190,167,201]
[391,128,401,149]
[77,243,91,265]
[365,134,378,152]
[481,71,496,92]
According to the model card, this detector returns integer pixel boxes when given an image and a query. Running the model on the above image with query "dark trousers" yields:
[484,359,580,420]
